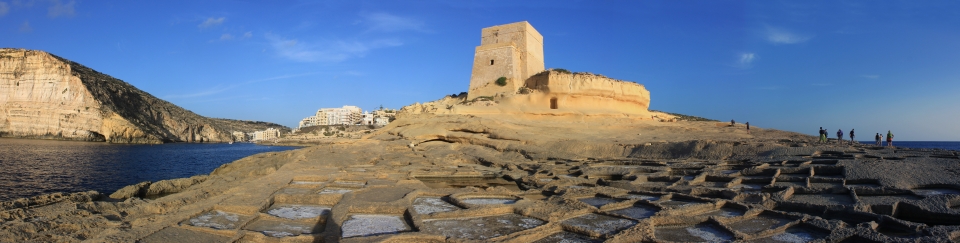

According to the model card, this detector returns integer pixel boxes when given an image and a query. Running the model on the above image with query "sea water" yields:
[0,138,298,201]
[858,141,960,151]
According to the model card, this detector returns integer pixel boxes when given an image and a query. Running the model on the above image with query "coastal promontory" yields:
[0,48,287,144]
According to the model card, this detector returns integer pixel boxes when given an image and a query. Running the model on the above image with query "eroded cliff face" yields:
[517,71,651,115]
[0,48,287,143]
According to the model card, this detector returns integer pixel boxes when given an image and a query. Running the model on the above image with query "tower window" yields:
[490,60,494,65]
[550,98,558,109]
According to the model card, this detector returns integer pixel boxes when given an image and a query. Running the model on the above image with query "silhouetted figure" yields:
[731,120,735,126]
[850,129,855,144]
[837,129,844,144]
[746,122,750,134]
[875,133,881,146]
[887,130,894,147]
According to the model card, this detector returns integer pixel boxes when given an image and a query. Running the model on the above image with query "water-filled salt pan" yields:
[341,215,410,238]
[461,198,517,205]
[265,204,330,220]
[561,213,636,237]
[532,231,603,243]
[413,197,460,214]
[186,210,242,230]
[578,197,623,208]
[421,214,544,240]
[243,219,318,237]
[318,188,353,194]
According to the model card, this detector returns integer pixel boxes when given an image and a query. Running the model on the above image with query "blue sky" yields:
[3,1,959,140]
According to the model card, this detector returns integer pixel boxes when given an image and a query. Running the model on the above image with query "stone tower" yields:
[467,21,544,99]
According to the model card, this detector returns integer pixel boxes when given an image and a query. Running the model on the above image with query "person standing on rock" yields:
[731,120,735,126]
[849,129,855,144]
[837,129,844,144]
[746,122,750,134]
[887,130,894,147]
[875,133,882,146]
[819,127,827,143]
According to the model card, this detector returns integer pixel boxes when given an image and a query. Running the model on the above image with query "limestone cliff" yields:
[0,48,288,144]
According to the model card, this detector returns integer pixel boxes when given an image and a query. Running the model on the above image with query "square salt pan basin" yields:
[620,193,660,201]
[461,197,518,205]
[698,207,745,218]
[914,188,960,196]
[290,181,325,185]
[533,231,604,243]
[561,213,637,237]
[413,197,461,214]
[655,223,735,242]
[265,204,331,220]
[608,204,659,220]
[727,214,793,234]
[183,210,251,230]
[578,197,624,208]
[318,187,353,194]
[243,218,320,238]
[421,214,544,240]
[752,226,828,243]
[341,215,411,238]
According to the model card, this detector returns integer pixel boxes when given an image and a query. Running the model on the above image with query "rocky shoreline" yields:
[0,114,958,242]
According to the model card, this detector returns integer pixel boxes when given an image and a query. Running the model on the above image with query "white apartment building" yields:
[298,105,363,129]
[251,128,280,141]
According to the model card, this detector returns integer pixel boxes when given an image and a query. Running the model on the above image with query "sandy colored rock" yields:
[0,49,287,143]
[1,110,958,242]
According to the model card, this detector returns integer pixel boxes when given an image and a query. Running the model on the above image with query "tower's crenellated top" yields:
[467,21,544,99]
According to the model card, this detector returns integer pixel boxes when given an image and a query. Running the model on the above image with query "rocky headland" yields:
[0,48,288,144]
[1,110,959,242]
[2,21,959,243]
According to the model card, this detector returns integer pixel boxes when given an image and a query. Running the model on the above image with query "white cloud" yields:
[360,12,427,33]
[18,20,31,32]
[198,17,225,28]
[220,33,234,41]
[765,26,812,44]
[242,31,252,38]
[0,2,10,16]
[733,52,757,69]
[739,53,756,65]
[861,74,879,79]
[47,0,74,18]
[265,33,403,62]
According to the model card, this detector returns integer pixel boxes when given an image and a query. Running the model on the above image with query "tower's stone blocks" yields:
[468,21,544,99]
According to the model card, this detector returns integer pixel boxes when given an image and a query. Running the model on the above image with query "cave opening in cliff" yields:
[550,98,558,109]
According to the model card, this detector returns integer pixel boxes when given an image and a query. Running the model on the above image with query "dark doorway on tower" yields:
[490,60,494,65]
[550,98,558,109]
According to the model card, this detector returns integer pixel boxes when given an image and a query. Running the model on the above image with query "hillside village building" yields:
[298,105,395,129]
[251,128,280,141]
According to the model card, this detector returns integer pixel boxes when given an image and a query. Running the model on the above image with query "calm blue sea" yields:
[0,138,298,202]
[858,141,960,151]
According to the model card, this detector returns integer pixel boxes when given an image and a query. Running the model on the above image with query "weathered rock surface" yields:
[1,111,958,242]
[0,48,288,143]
